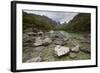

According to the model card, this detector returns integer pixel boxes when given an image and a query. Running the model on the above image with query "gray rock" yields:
[33,36,52,46]
[24,28,32,33]
[60,31,69,39]
[34,46,45,52]
[49,44,56,48]
[23,33,29,39]
[26,56,42,62]
[53,39,64,45]
[38,31,43,36]
[80,47,91,53]
[23,35,35,43]
[80,40,90,44]
[71,45,80,53]
[69,52,77,59]
[23,43,33,47]
[54,45,70,56]
[50,31,67,40]
[33,37,43,46]
[49,30,54,34]
[42,36,52,45]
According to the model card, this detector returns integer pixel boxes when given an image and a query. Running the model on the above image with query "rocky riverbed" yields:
[22,31,91,63]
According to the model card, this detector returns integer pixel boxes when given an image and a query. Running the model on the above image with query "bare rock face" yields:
[54,45,70,56]
[71,45,80,53]
[26,56,42,62]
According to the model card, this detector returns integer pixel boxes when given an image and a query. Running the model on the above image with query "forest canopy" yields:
[60,13,91,33]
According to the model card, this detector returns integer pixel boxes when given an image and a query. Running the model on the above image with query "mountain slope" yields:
[23,11,58,32]
[62,13,91,33]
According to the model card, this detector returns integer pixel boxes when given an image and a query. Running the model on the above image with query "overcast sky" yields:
[24,10,78,24]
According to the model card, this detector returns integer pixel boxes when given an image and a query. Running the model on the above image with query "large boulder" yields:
[54,45,70,56]
[33,36,52,46]
[42,36,52,45]
[33,37,43,46]
[49,30,54,34]
[53,39,64,45]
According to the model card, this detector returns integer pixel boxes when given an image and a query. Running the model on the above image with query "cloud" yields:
[24,10,78,24]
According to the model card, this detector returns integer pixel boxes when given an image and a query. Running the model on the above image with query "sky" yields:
[24,10,78,24]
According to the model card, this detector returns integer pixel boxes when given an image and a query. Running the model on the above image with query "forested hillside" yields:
[23,11,58,32]
[23,12,91,33]
[61,13,91,33]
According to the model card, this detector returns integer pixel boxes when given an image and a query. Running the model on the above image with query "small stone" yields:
[69,52,77,59]
[34,46,45,52]
[26,56,42,62]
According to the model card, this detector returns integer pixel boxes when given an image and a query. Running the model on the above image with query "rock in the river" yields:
[33,37,43,46]
[80,47,91,53]
[34,46,45,52]
[26,56,42,62]
[54,45,70,56]
[50,31,67,39]
[71,45,80,53]
[53,39,64,45]
[23,33,29,39]
[69,52,77,59]
[24,28,32,33]
[43,36,52,45]
[49,30,54,34]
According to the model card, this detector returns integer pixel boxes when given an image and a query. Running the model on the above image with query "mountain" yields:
[61,13,91,33]
[23,11,58,32]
